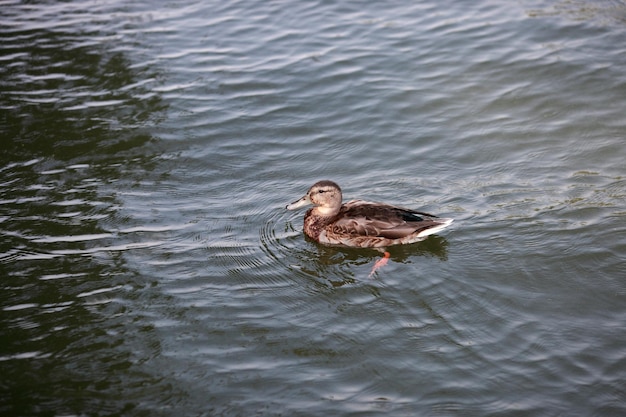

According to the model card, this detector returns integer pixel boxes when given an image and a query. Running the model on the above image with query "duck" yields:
[286,180,453,249]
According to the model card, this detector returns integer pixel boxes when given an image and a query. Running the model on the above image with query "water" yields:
[1,0,625,415]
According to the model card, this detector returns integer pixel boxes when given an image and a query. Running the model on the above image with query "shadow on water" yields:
[306,236,450,286]
[0,4,173,416]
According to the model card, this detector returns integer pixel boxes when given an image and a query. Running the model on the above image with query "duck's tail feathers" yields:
[417,218,454,238]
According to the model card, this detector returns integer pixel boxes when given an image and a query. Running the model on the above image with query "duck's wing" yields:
[332,200,444,239]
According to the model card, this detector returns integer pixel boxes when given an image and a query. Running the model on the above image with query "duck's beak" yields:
[286,195,310,210]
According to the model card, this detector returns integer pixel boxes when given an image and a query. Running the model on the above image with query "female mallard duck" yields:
[286,180,453,249]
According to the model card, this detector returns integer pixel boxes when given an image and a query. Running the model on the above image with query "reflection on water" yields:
[0,1,168,415]
[302,236,450,286]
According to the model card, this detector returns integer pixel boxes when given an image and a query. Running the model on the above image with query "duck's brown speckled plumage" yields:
[286,180,453,248]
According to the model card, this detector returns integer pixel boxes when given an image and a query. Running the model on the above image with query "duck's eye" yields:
[318,190,325,194]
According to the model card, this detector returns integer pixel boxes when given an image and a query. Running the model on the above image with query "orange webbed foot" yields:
[368,251,391,277]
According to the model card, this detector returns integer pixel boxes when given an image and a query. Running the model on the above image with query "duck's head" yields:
[286,180,342,215]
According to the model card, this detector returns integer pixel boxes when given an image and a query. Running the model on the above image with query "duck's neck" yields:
[313,206,340,217]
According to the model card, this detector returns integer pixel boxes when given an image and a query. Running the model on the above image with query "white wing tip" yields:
[417,217,454,238]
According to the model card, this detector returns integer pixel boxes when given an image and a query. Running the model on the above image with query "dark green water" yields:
[2,0,625,415]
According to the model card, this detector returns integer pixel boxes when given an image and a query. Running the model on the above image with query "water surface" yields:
[1,0,625,415]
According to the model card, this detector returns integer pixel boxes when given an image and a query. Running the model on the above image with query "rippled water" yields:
[2,0,625,415]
